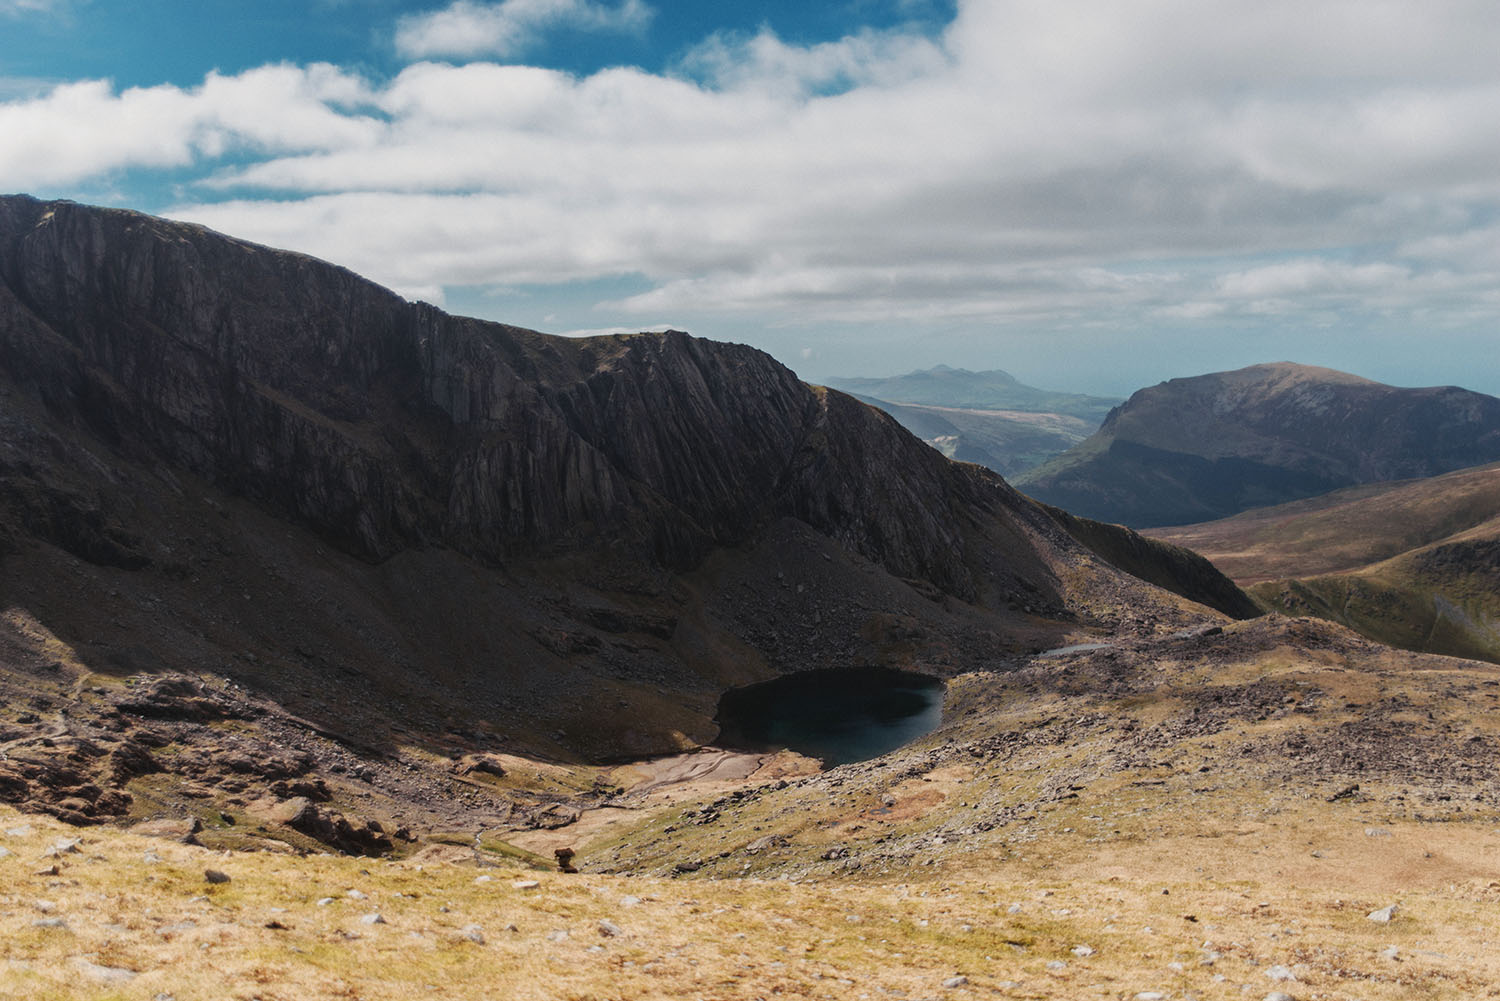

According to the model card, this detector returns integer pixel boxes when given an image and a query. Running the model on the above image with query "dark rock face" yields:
[1015,362,1500,528]
[0,195,1036,598]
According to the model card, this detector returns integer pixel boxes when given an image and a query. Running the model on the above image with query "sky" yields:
[2,0,1499,398]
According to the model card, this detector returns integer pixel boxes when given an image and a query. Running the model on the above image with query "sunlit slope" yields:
[1149,462,1500,663]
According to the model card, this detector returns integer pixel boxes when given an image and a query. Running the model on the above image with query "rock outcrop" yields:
[0,195,1057,601]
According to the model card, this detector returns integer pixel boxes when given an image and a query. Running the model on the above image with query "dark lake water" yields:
[713,667,944,767]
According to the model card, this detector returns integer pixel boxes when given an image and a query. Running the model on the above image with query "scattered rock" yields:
[31,917,68,930]
[942,975,969,988]
[1265,964,1297,981]
[512,880,540,890]
[204,869,231,884]
[532,804,581,830]
[546,930,569,943]
[129,817,202,842]
[1265,993,1296,1001]
[1367,904,1398,923]
[1071,944,1095,958]
[41,837,81,857]
[460,924,485,944]
[71,958,136,985]
[1327,783,1359,802]
[598,919,622,938]
[248,796,391,856]
[452,753,508,778]
[359,912,386,925]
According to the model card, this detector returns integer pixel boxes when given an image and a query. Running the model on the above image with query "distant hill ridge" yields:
[1015,362,1500,528]
[824,365,1121,424]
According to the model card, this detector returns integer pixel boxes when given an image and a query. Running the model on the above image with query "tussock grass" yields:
[5,791,1499,1000]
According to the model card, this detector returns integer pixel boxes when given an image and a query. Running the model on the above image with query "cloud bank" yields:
[395,0,653,59]
[3,0,1499,363]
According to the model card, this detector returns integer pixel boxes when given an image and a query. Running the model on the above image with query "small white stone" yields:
[1367,904,1398,923]
[1071,944,1095,958]
[359,912,386,925]
[942,975,968,988]
[316,897,335,907]
[346,889,368,900]
[513,880,541,890]
[1266,964,1297,982]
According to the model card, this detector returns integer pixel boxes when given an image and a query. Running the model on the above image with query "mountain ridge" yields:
[1015,361,1500,527]
[824,365,1121,424]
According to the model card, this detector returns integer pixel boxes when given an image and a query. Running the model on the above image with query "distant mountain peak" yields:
[824,366,1119,422]
[1018,362,1500,528]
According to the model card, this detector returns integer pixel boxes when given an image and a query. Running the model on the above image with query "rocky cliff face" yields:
[1015,362,1500,528]
[0,196,1243,798]
[0,196,1040,599]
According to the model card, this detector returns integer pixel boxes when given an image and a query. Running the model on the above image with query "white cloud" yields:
[394,0,652,60]
[0,64,379,189]
[5,0,1500,350]
[1,0,63,14]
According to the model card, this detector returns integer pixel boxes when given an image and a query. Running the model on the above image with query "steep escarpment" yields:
[0,196,1043,600]
[1015,362,1500,528]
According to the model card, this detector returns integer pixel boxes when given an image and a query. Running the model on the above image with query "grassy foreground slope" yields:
[1149,463,1500,664]
[6,615,1497,1001]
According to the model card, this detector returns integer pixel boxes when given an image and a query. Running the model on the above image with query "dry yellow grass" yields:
[4,792,1499,1001]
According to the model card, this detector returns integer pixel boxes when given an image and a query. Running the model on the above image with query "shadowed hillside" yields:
[1015,363,1500,528]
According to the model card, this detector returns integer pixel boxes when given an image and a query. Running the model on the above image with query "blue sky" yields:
[3,0,1499,397]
